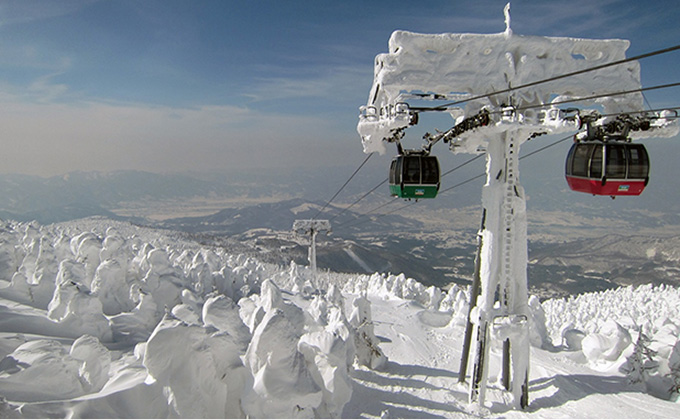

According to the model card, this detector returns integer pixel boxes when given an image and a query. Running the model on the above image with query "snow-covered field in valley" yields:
[0,217,678,418]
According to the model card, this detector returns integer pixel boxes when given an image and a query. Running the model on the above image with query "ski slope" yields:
[0,217,679,418]
[345,292,680,418]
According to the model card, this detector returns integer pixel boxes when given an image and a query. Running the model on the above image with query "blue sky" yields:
[1,0,679,176]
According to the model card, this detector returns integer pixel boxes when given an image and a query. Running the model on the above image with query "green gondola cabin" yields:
[389,154,440,199]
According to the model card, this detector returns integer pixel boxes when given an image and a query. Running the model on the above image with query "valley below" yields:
[130,197,680,301]
[2,168,679,301]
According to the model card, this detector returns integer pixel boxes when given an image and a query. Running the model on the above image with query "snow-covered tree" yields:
[668,341,680,402]
[621,330,658,391]
[349,296,387,370]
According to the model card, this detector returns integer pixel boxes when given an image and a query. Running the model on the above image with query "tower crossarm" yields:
[357,26,643,156]
[292,219,331,236]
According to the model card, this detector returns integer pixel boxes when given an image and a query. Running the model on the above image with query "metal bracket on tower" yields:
[576,111,661,142]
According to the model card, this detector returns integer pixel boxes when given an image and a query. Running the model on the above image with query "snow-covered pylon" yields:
[356,3,676,410]
[292,219,331,275]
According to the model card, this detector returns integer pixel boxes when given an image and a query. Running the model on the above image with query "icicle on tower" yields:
[356,4,653,409]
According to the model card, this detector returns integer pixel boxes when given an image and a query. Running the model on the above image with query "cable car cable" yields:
[330,153,481,225]
[337,158,483,227]
[337,154,486,226]
[519,134,574,161]
[343,75,680,225]
[324,129,535,223]
[642,91,655,112]
[312,152,374,220]
[413,43,680,112]
[350,196,400,221]
[338,133,576,228]
[343,83,679,220]
[431,82,680,121]
[380,135,573,220]
[441,154,485,178]
[330,177,388,222]
[345,97,679,226]
[336,197,400,229]
[511,82,680,115]
[439,173,488,196]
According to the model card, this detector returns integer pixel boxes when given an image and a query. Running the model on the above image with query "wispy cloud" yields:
[240,64,372,109]
[0,42,73,73]
[27,70,72,103]
[242,77,333,102]
[0,49,74,104]
[0,0,99,27]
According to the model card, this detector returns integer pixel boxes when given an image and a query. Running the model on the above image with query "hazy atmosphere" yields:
[1,0,679,177]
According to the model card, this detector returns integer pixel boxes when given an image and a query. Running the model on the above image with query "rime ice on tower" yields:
[292,219,331,277]
[356,3,674,409]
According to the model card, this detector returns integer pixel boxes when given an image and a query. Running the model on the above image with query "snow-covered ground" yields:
[0,217,679,418]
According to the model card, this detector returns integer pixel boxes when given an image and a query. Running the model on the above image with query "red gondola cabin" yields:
[565,141,649,197]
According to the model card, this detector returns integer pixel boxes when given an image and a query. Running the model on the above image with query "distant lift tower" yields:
[355,4,669,409]
[293,219,331,275]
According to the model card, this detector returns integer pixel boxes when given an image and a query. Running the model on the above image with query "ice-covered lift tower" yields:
[357,4,649,410]
[293,219,331,275]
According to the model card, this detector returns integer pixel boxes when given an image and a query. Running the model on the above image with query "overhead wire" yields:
[413,43,680,112]
[312,152,373,220]
[322,152,486,224]
[599,106,680,118]
[641,90,655,112]
[336,131,587,229]
[417,82,680,120]
[323,43,680,226]
[511,82,680,114]
[337,96,680,228]
[344,196,401,223]
[330,177,387,222]
[441,154,485,177]
[337,153,487,223]
[336,87,680,227]
[336,154,486,228]
[336,95,680,228]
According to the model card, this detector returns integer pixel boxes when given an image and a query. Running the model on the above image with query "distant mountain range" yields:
[2,159,679,226]
[0,167,390,224]
[2,169,680,298]
[156,197,423,236]
[0,171,243,224]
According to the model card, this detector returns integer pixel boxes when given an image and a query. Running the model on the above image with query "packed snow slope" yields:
[0,217,679,418]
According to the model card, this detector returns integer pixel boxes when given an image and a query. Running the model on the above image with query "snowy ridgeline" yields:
[0,218,679,417]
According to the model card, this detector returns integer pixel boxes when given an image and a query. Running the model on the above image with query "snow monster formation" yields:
[0,220,400,417]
